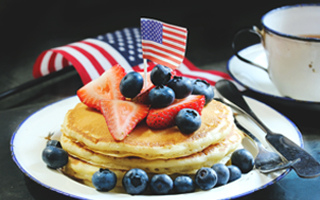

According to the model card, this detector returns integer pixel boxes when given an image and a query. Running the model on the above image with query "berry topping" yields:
[150,174,173,195]
[150,64,172,86]
[195,167,218,190]
[192,79,214,105]
[211,163,230,186]
[148,85,175,108]
[122,168,149,195]
[92,168,117,191]
[77,64,126,110]
[146,95,205,129]
[100,99,149,141]
[42,146,68,169]
[227,165,242,182]
[231,149,254,173]
[167,76,193,99]
[120,71,144,98]
[175,108,201,134]
[173,175,195,194]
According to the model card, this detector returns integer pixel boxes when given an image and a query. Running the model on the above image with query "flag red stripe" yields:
[53,49,92,84]
[142,50,181,65]
[162,35,186,46]
[80,41,118,66]
[62,57,69,68]
[161,41,185,52]
[67,44,105,75]
[163,29,187,40]
[142,42,184,58]
[163,23,187,33]
[143,55,176,69]
[48,52,57,74]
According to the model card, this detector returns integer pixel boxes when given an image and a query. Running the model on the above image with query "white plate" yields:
[10,96,303,200]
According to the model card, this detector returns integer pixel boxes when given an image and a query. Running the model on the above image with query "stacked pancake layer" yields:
[60,99,243,188]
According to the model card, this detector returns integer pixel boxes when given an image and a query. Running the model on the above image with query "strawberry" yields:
[131,71,155,104]
[146,95,205,129]
[100,99,149,141]
[77,64,126,110]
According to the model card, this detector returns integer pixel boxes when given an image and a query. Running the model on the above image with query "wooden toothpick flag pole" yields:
[143,58,148,88]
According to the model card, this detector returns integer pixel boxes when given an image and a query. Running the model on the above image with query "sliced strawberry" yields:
[146,95,205,129]
[138,71,153,93]
[131,71,154,104]
[100,99,149,141]
[77,64,126,110]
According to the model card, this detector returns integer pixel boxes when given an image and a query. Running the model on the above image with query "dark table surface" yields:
[1,1,320,199]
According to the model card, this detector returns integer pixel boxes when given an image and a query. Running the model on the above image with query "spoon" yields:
[215,79,320,178]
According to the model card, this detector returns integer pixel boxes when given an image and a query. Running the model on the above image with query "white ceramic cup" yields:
[233,4,320,102]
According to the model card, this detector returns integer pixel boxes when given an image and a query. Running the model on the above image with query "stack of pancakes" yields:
[60,99,243,189]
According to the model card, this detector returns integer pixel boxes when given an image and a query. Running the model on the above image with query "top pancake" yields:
[61,99,234,159]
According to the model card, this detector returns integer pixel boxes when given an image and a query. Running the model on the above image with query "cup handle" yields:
[232,26,267,73]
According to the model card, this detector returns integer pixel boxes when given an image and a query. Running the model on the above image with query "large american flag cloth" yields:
[141,18,187,69]
[33,27,231,85]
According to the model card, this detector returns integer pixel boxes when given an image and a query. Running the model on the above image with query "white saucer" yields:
[227,44,285,97]
[227,43,320,104]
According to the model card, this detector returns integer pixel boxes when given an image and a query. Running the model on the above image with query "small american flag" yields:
[33,27,230,85]
[141,18,187,69]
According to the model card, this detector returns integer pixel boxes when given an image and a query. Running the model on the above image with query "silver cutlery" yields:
[215,79,320,178]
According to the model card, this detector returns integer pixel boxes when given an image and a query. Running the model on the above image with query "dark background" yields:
[1,0,318,94]
[1,1,320,200]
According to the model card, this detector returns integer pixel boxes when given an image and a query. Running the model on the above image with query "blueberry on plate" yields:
[174,175,195,194]
[148,85,175,108]
[227,165,242,183]
[167,76,193,99]
[46,140,62,148]
[175,108,201,134]
[192,79,214,105]
[150,64,172,86]
[122,168,149,195]
[150,174,173,195]
[211,163,230,186]
[92,168,117,191]
[195,167,217,190]
[231,149,254,173]
[42,146,68,169]
[120,71,144,98]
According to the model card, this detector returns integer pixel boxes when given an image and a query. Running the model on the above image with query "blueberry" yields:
[92,168,117,191]
[231,149,254,173]
[122,168,149,195]
[149,85,175,108]
[150,64,172,86]
[46,140,62,148]
[42,146,68,169]
[167,76,193,99]
[192,79,214,104]
[195,167,217,190]
[120,71,144,98]
[175,108,201,134]
[227,165,242,182]
[150,174,173,195]
[211,163,230,186]
[174,175,195,194]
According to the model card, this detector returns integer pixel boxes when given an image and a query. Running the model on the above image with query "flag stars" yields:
[141,19,163,43]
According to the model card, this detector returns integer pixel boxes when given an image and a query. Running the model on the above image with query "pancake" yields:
[61,126,243,174]
[61,99,235,159]
[62,128,242,189]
